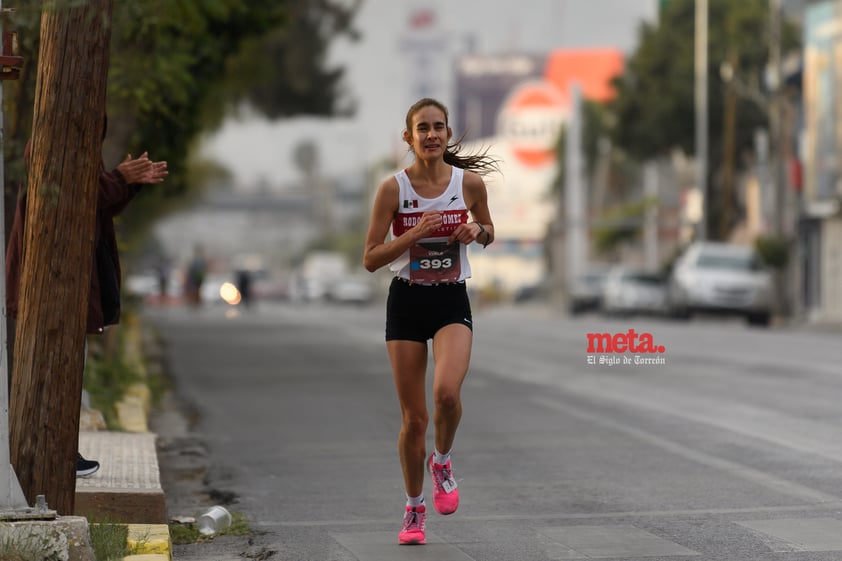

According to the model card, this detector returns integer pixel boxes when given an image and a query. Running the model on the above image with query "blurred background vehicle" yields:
[125,270,161,300]
[513,277,551,303]
[567,267,609,315]
[200,274,233,306]
[290,251,350,303]
[601,266,667,317]
[667,242,772,326]
[326,274,374,305]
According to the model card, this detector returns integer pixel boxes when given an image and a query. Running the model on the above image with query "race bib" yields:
[410,241,460,284]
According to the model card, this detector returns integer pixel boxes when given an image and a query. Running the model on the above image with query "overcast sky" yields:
[200,0,658,189]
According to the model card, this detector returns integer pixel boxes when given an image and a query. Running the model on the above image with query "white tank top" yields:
[390,167,472,283]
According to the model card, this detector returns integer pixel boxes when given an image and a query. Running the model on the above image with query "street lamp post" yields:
[695,0,709,241]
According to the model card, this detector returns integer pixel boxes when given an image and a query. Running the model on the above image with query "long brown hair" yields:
[405,98,500,176]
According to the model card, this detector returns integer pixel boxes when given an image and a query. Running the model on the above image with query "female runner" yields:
[363,97,499,545]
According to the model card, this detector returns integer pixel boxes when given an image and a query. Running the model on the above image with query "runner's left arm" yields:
[448,172,494,247]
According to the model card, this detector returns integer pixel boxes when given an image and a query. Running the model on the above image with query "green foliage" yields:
[552,100,614,196]
[608,0,800,167]
[4,0,361,249]
[225,1,361,119]
[83,329,146,430]
[593,197,656,255]
[754,233,789,269]
[89,522,130,561]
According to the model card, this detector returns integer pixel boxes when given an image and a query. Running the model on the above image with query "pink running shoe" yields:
[428,454,459,515]
[398,505,426,545]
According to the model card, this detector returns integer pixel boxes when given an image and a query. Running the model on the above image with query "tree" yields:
[225,0,361,120]
[607,0,800,240]
[4,1,361,246]
[103,0,360,240]
[10,0,112,514]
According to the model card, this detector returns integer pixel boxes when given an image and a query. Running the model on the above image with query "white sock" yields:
[406,494,425,508]
[434,449,451,465]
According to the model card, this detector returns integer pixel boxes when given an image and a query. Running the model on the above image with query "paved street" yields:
[146,300,842,561]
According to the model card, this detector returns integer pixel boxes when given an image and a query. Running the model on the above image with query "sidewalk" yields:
[75,317,172,561]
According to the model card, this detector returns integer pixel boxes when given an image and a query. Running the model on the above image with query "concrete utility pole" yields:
[643,162,659,270]
[695,0,709,241]
[769,0,785,237]
[10,0,113,515]
[565,83,586,287]
[767,0,790,319]
[0,2,30,516]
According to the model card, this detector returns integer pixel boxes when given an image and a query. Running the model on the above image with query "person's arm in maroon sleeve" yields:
[98,151,168,214]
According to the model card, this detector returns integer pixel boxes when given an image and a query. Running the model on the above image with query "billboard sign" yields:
[497,80,569,169]
[804,1,842,207]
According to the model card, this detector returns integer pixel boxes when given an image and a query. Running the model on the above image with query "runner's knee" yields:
[433,388,460,413]
[402,410,428,437]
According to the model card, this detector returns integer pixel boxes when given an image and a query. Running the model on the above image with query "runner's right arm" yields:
[363,177,442,272]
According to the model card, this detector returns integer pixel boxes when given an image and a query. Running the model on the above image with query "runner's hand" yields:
[414,211,443,238]
[448,222,482,245]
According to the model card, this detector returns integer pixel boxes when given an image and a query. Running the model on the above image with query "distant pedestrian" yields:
[155,254,171,303]
[362,98,498,545]
[184,244,207,307]
[236,269,253,308]
[6,125,168,478]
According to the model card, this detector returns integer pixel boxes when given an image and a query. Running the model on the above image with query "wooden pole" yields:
[10,0,112,514]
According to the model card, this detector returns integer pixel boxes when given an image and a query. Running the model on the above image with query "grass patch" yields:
[83,310,164,430]
[89,522,130,561]
[84,343,145,430]
[169,510,251,545]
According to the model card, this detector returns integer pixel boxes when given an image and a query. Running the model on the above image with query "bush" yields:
[754,234,789,269]
[89,522,130,561]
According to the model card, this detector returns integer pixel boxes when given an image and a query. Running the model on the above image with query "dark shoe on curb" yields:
[77,453,100,477]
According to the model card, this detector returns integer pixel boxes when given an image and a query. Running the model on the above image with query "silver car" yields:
[601,266,668,316]
[667,242,772,326]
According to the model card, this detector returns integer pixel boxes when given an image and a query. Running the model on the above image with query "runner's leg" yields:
[431,323,472,455]
[388,340,429,497]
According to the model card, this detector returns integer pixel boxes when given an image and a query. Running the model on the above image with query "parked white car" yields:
[327,275,374,305]
[601,266,667,316]
[667,242,772,326]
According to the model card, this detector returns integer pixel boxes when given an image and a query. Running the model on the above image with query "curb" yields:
[118,317,172,561]
[124,523,172,559]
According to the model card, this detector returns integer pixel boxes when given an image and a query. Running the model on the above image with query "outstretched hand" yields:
[117,151,168,185]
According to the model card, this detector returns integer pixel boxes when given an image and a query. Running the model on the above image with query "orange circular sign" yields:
[497,81,569,168]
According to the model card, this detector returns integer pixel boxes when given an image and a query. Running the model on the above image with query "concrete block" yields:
[76,489,167,525]
[0,515,95,561]
[76,432,166,524]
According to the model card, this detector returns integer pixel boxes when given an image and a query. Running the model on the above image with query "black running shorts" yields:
[385,277,473,342]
